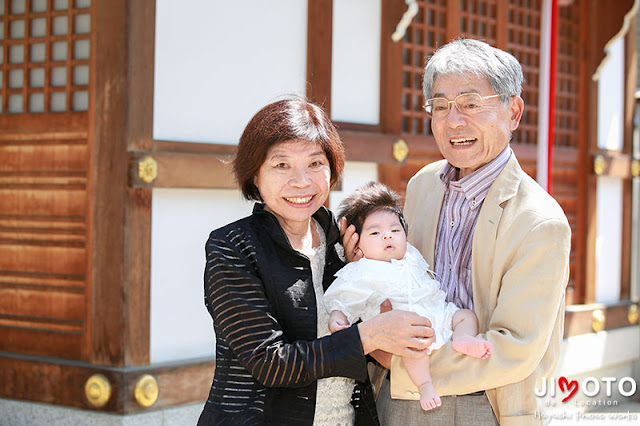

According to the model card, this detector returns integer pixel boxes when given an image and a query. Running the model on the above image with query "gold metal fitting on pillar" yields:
[593,155,605,176]
[631,160,640,178]
[591,309,605,332]
[628,304,639,325]
[138,156,158,184]
[134,374,159,408]
[393,139,409,163]
[85,374,112,408]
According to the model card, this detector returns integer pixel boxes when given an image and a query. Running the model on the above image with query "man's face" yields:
[429,73,524,178]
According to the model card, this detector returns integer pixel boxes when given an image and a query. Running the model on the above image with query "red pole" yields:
[547,0,559,195]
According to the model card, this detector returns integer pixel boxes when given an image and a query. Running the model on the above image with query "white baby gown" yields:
[324,243,459,352]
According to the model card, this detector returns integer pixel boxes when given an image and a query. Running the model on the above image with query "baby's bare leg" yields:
[402,357,441,411]
[450,309,492,359]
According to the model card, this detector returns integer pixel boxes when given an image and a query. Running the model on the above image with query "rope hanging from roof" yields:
[391,0,419,42]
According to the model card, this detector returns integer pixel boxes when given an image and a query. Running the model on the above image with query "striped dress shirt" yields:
[434,147,512,310]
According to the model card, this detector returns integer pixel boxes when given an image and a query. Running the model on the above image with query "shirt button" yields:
[472,199,477,206]
[450,221,454,226]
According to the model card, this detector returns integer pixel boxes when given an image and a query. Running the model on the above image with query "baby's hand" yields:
[328,310,351,333]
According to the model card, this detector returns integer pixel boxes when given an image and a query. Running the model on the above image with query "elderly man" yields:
[343,39,571,425]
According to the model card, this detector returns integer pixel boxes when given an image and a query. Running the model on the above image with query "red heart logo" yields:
[559,376,578,402]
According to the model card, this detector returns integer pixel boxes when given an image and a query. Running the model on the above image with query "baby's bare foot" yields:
[418,381,441,411]
[452,335,492,359]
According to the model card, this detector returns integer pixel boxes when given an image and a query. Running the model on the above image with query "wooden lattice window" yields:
[555,3,580,148]
[506,0,541,145]
[400,1,446,136]
[398,0,579,150]
[400,0,501,136]
[459,0,498,44]
[0,0,91,114]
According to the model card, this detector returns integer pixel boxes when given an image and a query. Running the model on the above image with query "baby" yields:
[324,182,492,411]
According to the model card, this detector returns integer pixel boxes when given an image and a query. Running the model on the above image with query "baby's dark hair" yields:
[337,182,407,236]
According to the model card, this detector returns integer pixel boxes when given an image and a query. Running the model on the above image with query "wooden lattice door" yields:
[0,0,93,359]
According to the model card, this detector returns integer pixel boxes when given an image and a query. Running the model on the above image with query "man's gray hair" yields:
[423,38,524,104]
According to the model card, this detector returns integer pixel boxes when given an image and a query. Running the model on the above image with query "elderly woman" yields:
[197,98,433,425]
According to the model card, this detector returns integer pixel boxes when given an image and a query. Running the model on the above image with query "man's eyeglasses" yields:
[423,93,506,118]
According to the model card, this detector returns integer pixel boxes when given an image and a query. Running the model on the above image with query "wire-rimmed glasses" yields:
[423,93,505,118]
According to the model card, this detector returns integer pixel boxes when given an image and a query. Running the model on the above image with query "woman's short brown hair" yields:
[233,97,345,201]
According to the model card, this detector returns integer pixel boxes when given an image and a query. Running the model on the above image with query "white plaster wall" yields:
[594,36,625,304]
[150,188,252,363]
[329,161,379,211]
[150,160,375,363]
[153,0,307,144]
[597,37,624,151]
[595,177,623,304]
[331,0,381,125]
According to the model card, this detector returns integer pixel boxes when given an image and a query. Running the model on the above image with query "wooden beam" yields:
[564,301,639,337]
[129,151,236,189]
[380,0,405,134]
[445,0,460,44]
[128,0,156,152]
[306,0,333,111]
[580,2,598,304]
[495,0,509,50]
[620,15,637,300]
[591,152,634,178]
[90,0,130,366]
[91,0,154,367]
[0,353,213,414]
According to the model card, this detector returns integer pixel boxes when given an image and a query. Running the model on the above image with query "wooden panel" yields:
[0,328,85,358]
[0,354,214,414]
[306,0,332,110]
[0,245,85,275]
[0,189,86,215]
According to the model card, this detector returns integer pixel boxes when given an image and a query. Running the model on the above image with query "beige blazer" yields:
[391,154,571,425]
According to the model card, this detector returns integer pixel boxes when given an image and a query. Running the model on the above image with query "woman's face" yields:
[254,139,331,229]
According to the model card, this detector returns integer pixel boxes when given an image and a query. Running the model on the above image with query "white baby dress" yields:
[324,243,459,352]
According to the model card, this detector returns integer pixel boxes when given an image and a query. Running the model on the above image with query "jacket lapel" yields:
[416,175,445,267]
[471,154,522,328]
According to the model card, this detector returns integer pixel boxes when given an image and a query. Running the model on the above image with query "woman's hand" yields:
[340,217,363,263]
[357,310,434,358]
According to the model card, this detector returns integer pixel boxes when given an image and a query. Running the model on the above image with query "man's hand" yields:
[358,310,434,358]
[340,217,363,263]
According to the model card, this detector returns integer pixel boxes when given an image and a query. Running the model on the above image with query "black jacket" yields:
[199,203,379,425]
